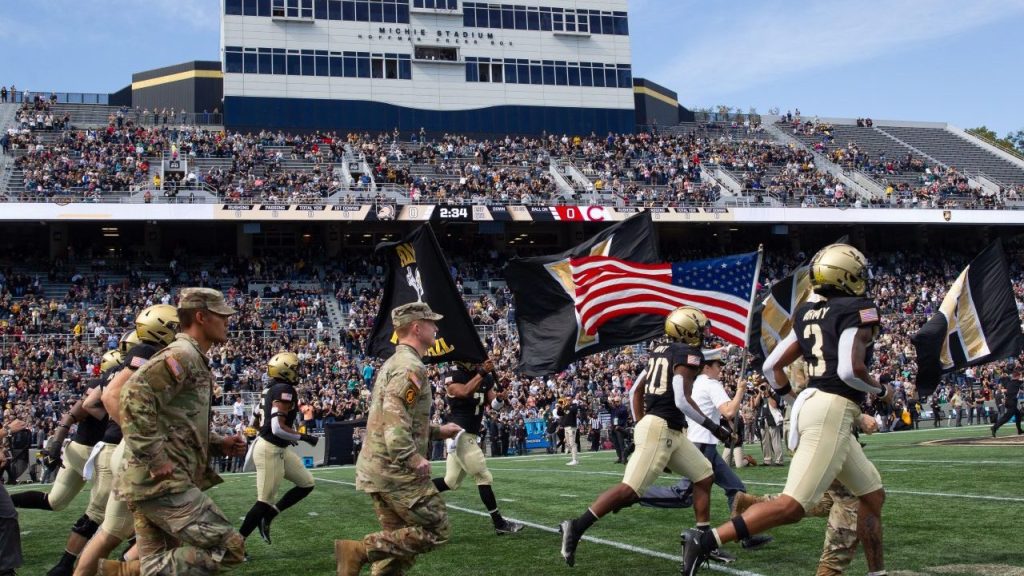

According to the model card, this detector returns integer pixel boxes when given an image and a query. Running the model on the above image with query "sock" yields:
[433,478,451,493]
[58,550,78,564]
[10,490,51,510]
[239,502,273,537]
[275,485,313,513]
[573,508,599,534]
[697,529,720,552]
[477,485,504,525]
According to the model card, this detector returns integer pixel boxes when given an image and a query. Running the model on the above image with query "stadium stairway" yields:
[0,102,17,194]
[547,160,578,198]
[324,292,345,344]
[877,125,1024,188]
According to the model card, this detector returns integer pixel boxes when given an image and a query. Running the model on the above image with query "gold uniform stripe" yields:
[132,69,223,91]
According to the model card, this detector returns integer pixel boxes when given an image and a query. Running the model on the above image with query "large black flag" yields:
[912,239,1024,396]
[506,212,661,376]
[366,223,487,364]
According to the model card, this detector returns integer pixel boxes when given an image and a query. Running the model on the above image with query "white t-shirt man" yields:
[687,373,731,446]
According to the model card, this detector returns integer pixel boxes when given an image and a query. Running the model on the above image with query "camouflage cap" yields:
[391,301,443,328]
[177,287,237,316]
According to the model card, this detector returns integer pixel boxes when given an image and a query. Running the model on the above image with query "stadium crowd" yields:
[4,243,1024,486]
[4,100,1019,208]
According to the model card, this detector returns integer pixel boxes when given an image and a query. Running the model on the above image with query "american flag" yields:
[571,252,761,347]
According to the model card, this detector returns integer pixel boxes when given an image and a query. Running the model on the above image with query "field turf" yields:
[11,424,1023,576]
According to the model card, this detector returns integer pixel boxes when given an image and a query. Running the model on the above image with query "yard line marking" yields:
[483,468,1024,503]
[312,476,767,576]
[872,458,1024,466]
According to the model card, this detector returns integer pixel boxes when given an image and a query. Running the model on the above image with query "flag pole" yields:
[740,244,764,377]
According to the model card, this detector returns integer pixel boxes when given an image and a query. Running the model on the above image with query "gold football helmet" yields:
[268,352,300,384]
[100,350,124,373]
[665,306,710,347]
[136,304,180,347]
[118,330,141,354]
[810,243,868,296]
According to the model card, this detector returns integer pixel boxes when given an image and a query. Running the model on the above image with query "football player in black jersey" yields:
[683,244,891,576]
[238,352,318,546]
[10,350,122,576]
[430,359,524,535]
[560,306,737,568]
[76,305,180,576]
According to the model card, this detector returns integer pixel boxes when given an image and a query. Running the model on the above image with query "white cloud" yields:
[650,0,1024,103]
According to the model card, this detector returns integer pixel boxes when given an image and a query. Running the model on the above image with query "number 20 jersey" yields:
[644,342,704,431]
[793,295,880,405]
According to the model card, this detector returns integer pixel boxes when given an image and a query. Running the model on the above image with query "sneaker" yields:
[741,534,774,550]
[680,528,710,576]
[708,547,736,563]
[559,520,581,567]
[566,460,578,466]
[496,520,525,535]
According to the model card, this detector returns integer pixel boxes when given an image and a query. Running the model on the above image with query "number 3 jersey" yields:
[644,342,704,431]
[445,365,494,434]
[793,295,880,404]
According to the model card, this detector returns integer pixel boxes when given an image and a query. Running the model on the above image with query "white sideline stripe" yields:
[312,476,766,576]
[484,467,1024,503]
[873,458,1024,466]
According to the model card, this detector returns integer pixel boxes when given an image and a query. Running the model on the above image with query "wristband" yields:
[477,368,489,378]
[776,384,792,396]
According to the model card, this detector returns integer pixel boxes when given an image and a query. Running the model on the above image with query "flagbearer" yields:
[682,243,891,576]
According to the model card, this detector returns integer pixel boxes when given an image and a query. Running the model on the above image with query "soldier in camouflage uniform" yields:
[101,288,248,576]
[335,302,463,576]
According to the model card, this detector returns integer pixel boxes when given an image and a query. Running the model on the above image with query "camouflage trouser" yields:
[363,489,451,576]
[130,487,245,576]
[745,480,859,575]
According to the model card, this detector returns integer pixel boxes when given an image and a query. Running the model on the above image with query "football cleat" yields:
[741,534,774,550]
[559,520,581,567]
[708,547,736,563]
[680,528,710,576]
[495,520,525,535]
[257,515,273,545]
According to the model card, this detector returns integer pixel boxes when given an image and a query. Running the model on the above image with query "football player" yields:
[559,306,736,568]
[430,359,524,535]
[11,350,122,576]
[74,304,180,576]
[682,244,891,576]
[238,352,317,545]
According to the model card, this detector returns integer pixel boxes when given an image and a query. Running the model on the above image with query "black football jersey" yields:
[259,380,300,447]
[793,295,880,404]
[644,342,704,431]
[445,366,494,434]
[72,377,108,447]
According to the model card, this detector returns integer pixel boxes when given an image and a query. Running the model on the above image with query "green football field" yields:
[11,424,1024,576]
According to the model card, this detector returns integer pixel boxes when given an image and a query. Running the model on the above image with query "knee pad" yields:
[72,514,101,539]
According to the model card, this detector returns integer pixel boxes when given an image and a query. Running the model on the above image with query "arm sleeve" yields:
[763,330,798,390]
[271,411,302,442]
[837,326,884,395]
[628,369,647,421]
[119,356,181,472]
[672,373,714,425]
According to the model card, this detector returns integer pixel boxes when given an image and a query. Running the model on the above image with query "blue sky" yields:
[2,0,1022,135]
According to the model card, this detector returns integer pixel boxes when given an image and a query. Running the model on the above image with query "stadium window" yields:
[369,1,382,21]
[316,50,329,76]
[513,7,526,29]
[540,61,553,84]
[301,50,315,76]
[225,47,243,73]
[500,7,512,28]
[504,62,517,83]
[272,49,286,74]
[465,58,478,82]
[383,2,398,22]
[272,0,285,16]
[314,0,327,18]
[357,53,370,77]
[226,0,243,15]
[371,55,384,78]
[355,0,369,21]
[604,66,616,87]
[243,0,258,16]
[601,13,613,34]
[398,55,411,79]
[330,52,343,76]
[614,12,628,35]
[564,11,575,32]
[488,7,501,28]
[491,62,503,83]
[591,64,605,87]
[617,65,631,88]
[342,0,355,19]
[539,7,551,30]
[526,8,539,30]
[328,0,341,18]
[576,12,588,33]
[463,4,476,26]
[343,52,357,77]
[287,50,300,75]
[257,0,271,16]
[301,0,313,18]
[555,61,568,85]
[568,64,580,86]
[385,58,399,79]
[529,62,542,84]
[517,60,529,84]
[243,48,259,74]
[397,2,409,21]
[258,48,273,74]
[579,64,592,86]
[588,12,601,34]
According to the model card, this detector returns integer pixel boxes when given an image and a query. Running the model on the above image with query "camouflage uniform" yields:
[117,289,243,576]
[737,480,858,575]
[354,304,449,576]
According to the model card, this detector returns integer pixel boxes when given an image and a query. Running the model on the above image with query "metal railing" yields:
[10,92,109,105]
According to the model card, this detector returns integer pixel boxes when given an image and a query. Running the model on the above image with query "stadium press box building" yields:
[221,0,634,134]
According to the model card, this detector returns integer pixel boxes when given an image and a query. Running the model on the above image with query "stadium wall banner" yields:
[525,418,550,450]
